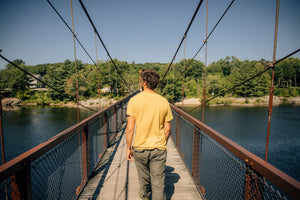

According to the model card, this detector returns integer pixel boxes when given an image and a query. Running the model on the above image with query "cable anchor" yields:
[267,62,275,69]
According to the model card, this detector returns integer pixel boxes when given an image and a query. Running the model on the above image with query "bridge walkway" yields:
[78,122,203,200]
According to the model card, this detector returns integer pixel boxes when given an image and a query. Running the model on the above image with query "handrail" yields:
[0,92,137,183]
[170,103,300,199]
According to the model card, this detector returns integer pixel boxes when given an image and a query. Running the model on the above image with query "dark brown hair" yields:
[141,70,160,90]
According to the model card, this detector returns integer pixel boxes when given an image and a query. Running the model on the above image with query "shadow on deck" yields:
[78,122,202,200]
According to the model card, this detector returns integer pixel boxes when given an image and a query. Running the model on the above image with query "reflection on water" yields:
[1,106,96,161]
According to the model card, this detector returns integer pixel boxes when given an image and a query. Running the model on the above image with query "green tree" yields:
[0,59,29,92]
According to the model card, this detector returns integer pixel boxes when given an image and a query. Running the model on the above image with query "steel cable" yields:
[0,54,62,94]
[187,48,300,112]
[159,0,204,88]
[46,0,106,79]
[163,0,235,95]
[0,54,98,113]
[78,0,133,93]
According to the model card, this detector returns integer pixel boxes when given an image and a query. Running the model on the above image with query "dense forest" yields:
[0,56,299,105]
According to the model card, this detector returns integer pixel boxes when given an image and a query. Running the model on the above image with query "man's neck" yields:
[143,87,155,93]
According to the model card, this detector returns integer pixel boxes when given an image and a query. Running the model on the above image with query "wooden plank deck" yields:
[79,123,203,200]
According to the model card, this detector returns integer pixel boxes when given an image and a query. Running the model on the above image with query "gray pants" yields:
[133,148,167,200]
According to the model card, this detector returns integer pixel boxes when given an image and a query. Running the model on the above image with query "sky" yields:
[0,0,299,70]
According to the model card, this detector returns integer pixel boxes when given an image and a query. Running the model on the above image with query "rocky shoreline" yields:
[2,96,300,111]
[174,96,300,107]
[1,97,117,111]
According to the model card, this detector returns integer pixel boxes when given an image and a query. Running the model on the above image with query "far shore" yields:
[1,97,117,111]
[2,96,300,111]
[174,96,300,107]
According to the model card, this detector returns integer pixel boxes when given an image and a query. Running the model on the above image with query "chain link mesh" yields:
[171,109,295,200]
[245,167,290,200]
[1,94,295,199]
[0,96,131,199]
[88,115,105,174]
[31,130,82,200]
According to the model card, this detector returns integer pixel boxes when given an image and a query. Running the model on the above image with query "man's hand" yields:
[127,148,134,161]
[164,121,171,144]
[126,116,135,161]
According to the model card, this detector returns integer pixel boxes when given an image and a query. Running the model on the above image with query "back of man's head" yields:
[141,70,160,90]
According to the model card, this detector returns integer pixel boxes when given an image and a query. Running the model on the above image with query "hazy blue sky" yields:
[0,0,299,69]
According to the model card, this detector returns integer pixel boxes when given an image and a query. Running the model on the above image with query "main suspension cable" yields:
[0,53,99,113]
[165,0,235,95]
[0,54,61,93]
[187,49,300,112]
[46,0,105,79]
[159,0,204,89]
[78,0,133,93]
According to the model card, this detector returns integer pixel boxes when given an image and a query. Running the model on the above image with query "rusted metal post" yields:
[243,159,252,200]
[175,115,183,157]
[192,129,200,185]
[0,96,5,165]
[265,0,280,162]
[103,113,108,149]
[192,129,205,195]
[244,160,264,200]
[120,102,123,125]
[0,97,9,200]
[82,125,89,182]
[11,166,31,200]
[192,129,198,178]
[113,106,117,140]
[77,124,90,195]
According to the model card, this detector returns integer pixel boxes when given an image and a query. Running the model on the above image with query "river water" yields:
[184,105,300,182]
[1,105,300,181]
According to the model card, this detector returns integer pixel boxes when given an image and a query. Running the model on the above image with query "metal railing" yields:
[2,91,300,199]
[170,104,300,200]
[0,92,135,200]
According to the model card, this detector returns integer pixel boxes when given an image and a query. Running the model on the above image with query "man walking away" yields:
[126,70,173,200]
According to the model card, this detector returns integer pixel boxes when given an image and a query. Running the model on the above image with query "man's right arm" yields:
[164,121,171,144]
[126,116,135,161]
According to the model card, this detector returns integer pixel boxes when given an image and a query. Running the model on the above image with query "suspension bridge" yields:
[1,0,300,199]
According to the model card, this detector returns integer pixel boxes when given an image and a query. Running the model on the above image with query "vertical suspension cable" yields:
[202,0,208,122]
[70,0,84,188]
[115,69,118,96]
[172,63,175,104]
[265,0,280,162]
[109,61,112,105]
[182,35,187,109]
[70,0,80,123]
[95,31,102,110]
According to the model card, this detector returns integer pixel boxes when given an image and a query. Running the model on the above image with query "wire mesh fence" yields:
[31,130,82,200]
[170,105,299,200]
[0,92,134,200]
[1,92,299,199]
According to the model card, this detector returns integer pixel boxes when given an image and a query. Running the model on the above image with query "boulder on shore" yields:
[2,98,21,106]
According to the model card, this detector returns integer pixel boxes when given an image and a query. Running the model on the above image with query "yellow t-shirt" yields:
[127,91,173,150]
